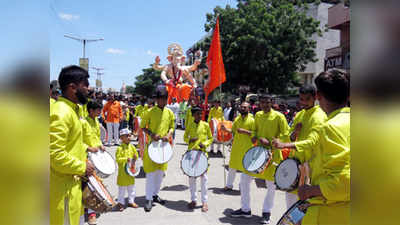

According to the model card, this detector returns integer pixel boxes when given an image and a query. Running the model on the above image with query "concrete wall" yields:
[300,3,340,83]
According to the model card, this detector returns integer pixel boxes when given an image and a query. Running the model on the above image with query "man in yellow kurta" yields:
[50,65,95,225]
[222,102,255,193]
[284,85,328,209]
[234,94,289,224]
[115,128,139,211]
[184,106,213,212]
[273,69,350,225]
[140,87,175,212]
[208,100,224,154]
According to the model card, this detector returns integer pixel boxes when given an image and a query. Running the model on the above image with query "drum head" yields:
[125,159,142,177]
[243,146,270,173]
[275,159,300,191]
[148,141,173,164]
[89,151,116,175]
[181,150,208,177]
[277,200,308,225]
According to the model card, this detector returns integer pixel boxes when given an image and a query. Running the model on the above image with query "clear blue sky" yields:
[49,0,237,90]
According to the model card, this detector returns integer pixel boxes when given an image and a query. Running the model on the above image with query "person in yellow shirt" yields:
[82,100,106,225]
[221,102,255,193]
[115,128,139,211]
[284,85,328,209]
[208,100,224,155]
[183,107,213,212]
[50,65,95,225]
[140,86,175,212]
[232,94,289,224]
[184,98,196,129]
[273,69,350,225]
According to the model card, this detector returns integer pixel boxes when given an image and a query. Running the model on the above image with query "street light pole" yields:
[91,67,105,91]
[64,34,104,58]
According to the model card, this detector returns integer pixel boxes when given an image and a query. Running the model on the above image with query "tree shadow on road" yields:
[208,187,240,196]
[161,184,189,191]
[219,208,263,225]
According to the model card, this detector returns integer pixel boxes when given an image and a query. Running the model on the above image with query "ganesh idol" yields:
[153,43,201,104]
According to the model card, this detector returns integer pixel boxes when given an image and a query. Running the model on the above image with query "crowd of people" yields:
[50,65,350,225]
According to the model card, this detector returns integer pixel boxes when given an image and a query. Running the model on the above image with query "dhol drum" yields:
[82,175,116,213]
[148,140,173,164]
[242,146,272,174]
[125,158,142,177]
[274,158,301,192]
[277,200,310,225]
[88,151,116,179]
[181,150,208,177]
[209,119,233,144]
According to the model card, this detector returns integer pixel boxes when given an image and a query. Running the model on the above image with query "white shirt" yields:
[224,107,232,120]
[167,103,180,120]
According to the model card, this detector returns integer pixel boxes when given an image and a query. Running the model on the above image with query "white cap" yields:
[119,128,131,136]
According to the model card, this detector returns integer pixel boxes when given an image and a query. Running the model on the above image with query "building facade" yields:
[324,3,350,72]
[298,3,341,85]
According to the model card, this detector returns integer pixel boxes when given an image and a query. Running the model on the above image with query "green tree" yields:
[125,85,135,95]
[199,0,323,94]
[133,66,162,97]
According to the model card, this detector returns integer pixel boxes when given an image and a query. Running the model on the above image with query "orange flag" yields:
[204,17,226,97]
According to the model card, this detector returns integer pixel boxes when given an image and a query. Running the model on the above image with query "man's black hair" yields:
[315,69,350,105]
[58,65,89,94]
[155,85,168,98]
[191,106,203,114]
[299,84,316,96]
[258,94,272,101]
[87,100,103,111]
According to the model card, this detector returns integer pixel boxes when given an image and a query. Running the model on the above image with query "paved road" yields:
[96,129,288,225]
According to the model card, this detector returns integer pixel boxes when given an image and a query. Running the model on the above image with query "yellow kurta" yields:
[140,106,175,173]
[295,107,350,225]
[83,116,102,148]
[115,143,139,186]
[229,114,255,172]
[50,97,87,225]
[185,106,194,129]
[253,109,289,180]
[287,105,327,194]
[135,104,149,117]
[183,120,213,157]
[207,106,224,122]
[50,97,56,105]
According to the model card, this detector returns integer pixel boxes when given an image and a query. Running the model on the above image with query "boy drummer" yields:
[183,107,213,212]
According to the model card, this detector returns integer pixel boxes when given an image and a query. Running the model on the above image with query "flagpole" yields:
[216,15,227,189]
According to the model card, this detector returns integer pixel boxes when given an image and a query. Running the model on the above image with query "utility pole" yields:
[64,34,104,70]
[91,67,105,92]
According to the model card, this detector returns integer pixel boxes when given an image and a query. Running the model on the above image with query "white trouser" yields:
[210,142,222,151]
[145,170,164,201]
[100,124,106,143]
[286,192,298,209]
[226,168,237,189]
[118,185,136,204]
[189,173,208,203]
[106,122,119,144]
[240,174,276,213]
